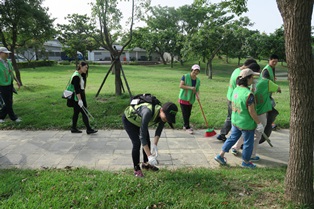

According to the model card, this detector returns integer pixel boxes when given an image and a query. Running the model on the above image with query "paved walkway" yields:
[0,129,290,170]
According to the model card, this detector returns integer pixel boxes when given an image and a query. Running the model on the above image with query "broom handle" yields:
[196,94,209,128]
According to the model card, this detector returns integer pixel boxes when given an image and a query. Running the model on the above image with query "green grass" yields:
[0,58,290,130]
[1,167,309,208]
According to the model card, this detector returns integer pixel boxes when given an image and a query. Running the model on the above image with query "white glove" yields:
[78,100,83,108]
[151,144,158,157]
[148,155,158,166]
[256,123,265,133]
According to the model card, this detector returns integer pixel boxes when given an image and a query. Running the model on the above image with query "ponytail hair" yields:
[236,75,253,87]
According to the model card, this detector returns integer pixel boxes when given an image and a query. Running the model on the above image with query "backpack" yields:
[130,93,161,116]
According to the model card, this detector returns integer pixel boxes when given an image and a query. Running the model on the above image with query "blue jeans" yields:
[222,125,255,162]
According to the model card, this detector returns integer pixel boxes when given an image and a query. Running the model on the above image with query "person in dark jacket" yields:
[122,100,178,177]
[68,61,97,134]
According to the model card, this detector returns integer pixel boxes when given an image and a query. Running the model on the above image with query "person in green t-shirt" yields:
[215,69,264,168]
[0,47,22,122]
[216,59,257,141]
[231,72,281,161]
[260,54,279,144]
[178,64,201,134]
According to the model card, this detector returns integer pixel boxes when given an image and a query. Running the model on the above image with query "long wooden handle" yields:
[196,94,208,128]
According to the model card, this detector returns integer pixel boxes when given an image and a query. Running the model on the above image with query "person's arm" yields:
[154,120,165,145]
[268,80,281,93]
[262,69,270,79]
[72,76,82,100]
[179,75,196,93]
[138,106,153,156]
[247,94,260,124]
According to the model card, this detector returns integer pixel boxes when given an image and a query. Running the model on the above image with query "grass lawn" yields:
[0,58,290,130]
[1,167,307,208]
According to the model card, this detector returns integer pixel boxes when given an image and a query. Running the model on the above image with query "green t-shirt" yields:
[231,86,256,130]
[0,60,14,86]
[226,68,241,101]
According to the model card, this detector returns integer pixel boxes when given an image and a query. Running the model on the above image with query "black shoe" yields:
[71,128,82,133]
[86,129,98,134]
[142,163,159,171]
[216,134,227,141]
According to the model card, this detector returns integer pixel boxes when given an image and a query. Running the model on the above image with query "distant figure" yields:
[178,64,201,134]
[0,47,22,122]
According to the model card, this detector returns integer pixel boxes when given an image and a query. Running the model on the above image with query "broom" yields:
[196,94,216,137]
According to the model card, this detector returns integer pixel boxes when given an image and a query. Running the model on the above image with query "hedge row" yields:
[17,60,56,69]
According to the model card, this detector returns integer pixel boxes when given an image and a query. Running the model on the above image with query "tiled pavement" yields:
[0,129,290,170]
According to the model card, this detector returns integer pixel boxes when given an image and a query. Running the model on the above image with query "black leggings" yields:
[180,103,193,129]
[72,102,91,130]
[122,115,151,170]
[0,84,17,121]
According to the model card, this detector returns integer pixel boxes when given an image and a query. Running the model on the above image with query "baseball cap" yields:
[191,64,200,71]
[0,47,11,54]
[162,102,178,129]
[239,68,259,78]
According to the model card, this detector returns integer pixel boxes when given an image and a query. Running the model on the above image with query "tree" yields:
[0,0,55,84]
[57,14,97,66]
[182,1,235,79]
[220,17,253,65]
[276,0,314,205]
[90,0,149,96]
[229,0,314,206]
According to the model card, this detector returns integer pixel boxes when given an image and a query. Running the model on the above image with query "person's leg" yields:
[122,115,141,171]
[79,106,92,131]
[251,114,267,159]
[180,103,192,129]
[0,85,17,121]
[221,125,242,153]
[241,130,255,163]
[231,136,244,154]
[71,103,80,130]
[215,125,242,165]
[260,108,279,144]
[217,100,232,140]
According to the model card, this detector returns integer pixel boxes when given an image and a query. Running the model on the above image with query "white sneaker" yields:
[0,119,5,123]
[186,128,193,134]
[14,118,22,122]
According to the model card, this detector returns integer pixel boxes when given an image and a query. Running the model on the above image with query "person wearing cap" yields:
[231,64,281,160]
[216,59,257,141]
[214,68,264,168]
[178,64,201,134]
[122,100,178,177]
[0,47,21,122]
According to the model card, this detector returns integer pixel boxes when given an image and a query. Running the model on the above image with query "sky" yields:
[42,0,313,34]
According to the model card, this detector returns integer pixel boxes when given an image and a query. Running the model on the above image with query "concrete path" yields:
[0,129,290,170]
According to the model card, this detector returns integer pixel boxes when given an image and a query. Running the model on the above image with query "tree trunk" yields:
[10,48,22,86]
[170,56,174,68]
[114,59,122,96]
[277,0,314,205]
[160,53,167,65]
[207,59,213,79]
[237,57,241,66]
